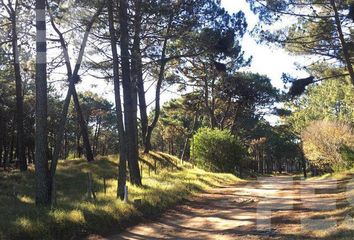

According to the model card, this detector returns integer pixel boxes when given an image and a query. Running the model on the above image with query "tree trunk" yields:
[137,72,148,146]
[76,127,81,158]
[72,88,94,161]
[63,129,68,159]
[144,14,173,153]
[203,77,217,129]
[2,0,26,172]
[8,4,26,171]
[9,126,15,163]
[262,147,265,174]
[180,138,188,161]
[300,141,307,178]
[181,111,198,161]
[48,3,104,192]
[330,0,354,85]
[27,146,32,164]
[119,0,141,185]
[3,138,9,170]
[0,110,4,166]
[132,0,148,147]
[2,116,10,169]
[108,0,127,199]
[35,0,51,206]
[93,116,101,156]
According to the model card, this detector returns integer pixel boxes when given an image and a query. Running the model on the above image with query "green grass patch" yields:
[307,167,354,181]
[0,152,239,239]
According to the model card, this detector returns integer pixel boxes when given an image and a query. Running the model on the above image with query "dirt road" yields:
[89,175,354,240]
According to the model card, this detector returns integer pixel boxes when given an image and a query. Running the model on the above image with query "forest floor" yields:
[89,173,354,240]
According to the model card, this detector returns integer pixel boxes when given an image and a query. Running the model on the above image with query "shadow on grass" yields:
[0,153,238,240]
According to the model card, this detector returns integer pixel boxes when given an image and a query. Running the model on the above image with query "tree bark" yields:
[108,0,127,199]
[76,126,81,158]
[299,141,307,178]
[203,77,217,129]
[0,110,4,166]
[47,1,104,204]
[2,115,10,169]
[330,0,354,85]
[131,0,148,147]
[4,0,27,171]
[72,87,94,161]
[130,0,141,181]
[119,0,141,185]
[93,116,101,156]
[48,2,104,185]
[9,130,14,163]
[47,1,101,176]
[35,0,51,206]
[181,111,198,161]
[64,130,68,159]
[144,14,173,153]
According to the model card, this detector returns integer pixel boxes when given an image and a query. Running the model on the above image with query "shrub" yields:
[301,120,354,171]
[190,128,245,173]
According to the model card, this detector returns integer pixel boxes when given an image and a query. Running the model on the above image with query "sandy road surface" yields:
[88,175,354,240]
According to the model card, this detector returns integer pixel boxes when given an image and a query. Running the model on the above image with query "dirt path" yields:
[89,175,354,240]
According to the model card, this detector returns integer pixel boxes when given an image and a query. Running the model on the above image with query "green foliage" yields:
[265,125,301,170]
[340,145,354,168]
[302,120,354,171]
[191,128,245,173]
[285,77,354,134]
[249,0,353,67]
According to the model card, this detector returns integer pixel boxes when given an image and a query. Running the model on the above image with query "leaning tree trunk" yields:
[330,0,354,85]
[144,14,173,153]
[108,0,127,199]
[48,2,104,178]
[47,1,101,176]
[72,88,94,161]
[35,0,51,206]
[119,0,141,185]
[47,2,104,203]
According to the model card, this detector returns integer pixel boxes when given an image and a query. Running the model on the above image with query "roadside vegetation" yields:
[0,152,239,240]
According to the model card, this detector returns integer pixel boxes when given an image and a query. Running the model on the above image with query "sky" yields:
[74,0,309,110]
[66,0,312,126]
[1,0,308,123]
[219,0,311,124]
[220,0,309,89]
[78,0,307,102]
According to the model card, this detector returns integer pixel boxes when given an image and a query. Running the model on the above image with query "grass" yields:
[307,167,354,181]
[0,152,239,240]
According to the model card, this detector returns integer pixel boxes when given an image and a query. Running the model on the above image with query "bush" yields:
[190,128,245,173]
[302,120,354,171]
